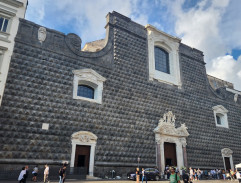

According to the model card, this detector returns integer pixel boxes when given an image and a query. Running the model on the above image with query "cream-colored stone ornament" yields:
[71,131,97,143]
[234,93,238,103]
[154,111,189,137]
[38,27,47,43]
[221,148,233,157]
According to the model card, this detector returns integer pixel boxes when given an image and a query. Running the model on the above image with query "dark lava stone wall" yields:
[0,11,241,176]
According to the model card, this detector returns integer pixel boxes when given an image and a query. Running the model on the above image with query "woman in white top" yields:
[236,171,241,183]
[44,164,49,183]
[18,167,26,183]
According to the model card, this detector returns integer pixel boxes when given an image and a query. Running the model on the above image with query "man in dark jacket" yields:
[182,170,190,183]
[23,165,29,183]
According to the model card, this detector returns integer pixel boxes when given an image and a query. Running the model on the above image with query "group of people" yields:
[163,166,241,183]
[18,164,67,183]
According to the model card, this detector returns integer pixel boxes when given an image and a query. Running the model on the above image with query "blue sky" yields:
[26,0,241,90]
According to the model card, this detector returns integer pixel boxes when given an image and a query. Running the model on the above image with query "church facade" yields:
[0,11,241,178]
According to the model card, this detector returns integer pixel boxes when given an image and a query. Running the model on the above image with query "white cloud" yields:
[25,0,45,24]
[164,0,241,90]
[208,55,241,90]
[26,0,148,45]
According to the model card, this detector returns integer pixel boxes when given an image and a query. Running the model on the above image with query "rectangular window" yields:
[0,17,9,32]
[216,115,221,125]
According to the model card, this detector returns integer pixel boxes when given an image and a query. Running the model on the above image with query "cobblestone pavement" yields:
[1,180,233,183]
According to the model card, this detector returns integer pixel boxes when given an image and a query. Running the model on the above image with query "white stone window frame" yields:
[146,24,182,88]
[212,105,229,128]
[73,69,106,104]
[0,8,16,42]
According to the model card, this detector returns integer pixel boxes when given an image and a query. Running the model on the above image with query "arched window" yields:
[154,46,170,74]
[77,85,94,99]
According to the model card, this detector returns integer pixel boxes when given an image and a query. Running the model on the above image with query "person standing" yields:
[44,164,49,183]
[18,167,26,183]
[23,166,29,183]
[32,165,38,182]
[141,168,147,183]
[169,167,180,183]
[197,168,201,180]
[136,167,140,183]
[189,167,193,181]
[236,171,241,183]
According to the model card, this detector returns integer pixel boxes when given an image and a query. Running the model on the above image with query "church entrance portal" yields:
[74,145,90,174]
[164,142,177,166]
[70,131,97,176]
[154,111,189,173]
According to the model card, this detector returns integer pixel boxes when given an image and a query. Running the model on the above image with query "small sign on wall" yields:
[42,123,49,130]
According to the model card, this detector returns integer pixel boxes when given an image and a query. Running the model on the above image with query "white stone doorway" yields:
[221,148,234,171]
[70,131,97,176]
[154,111,189,173]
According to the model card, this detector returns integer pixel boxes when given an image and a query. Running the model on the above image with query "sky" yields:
[25,0,241,91]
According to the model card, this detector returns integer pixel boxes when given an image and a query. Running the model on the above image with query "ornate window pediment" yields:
[154,111,189,137]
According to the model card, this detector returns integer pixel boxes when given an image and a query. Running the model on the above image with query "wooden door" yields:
[74,145,90,174]
[224,157,231,170]
[164,142,177,166]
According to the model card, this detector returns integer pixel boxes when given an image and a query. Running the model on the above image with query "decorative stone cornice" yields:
[73,68,106,83]
[0,0,23,8]
[71,131,97,143]
[145,24,181,43]
[212,105,228,113]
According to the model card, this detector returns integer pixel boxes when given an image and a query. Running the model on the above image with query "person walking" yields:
[169,166,180,183]
[63,164,67,183]
[32,165,38,182]
[182,170,189,183]
[59,166,64,183]
[44,164,49,183]
[141,168,147,183]
[18,167,26,183]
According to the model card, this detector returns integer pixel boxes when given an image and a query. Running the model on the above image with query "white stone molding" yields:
[70,131,97,176]
[0,0,28,106]
[234,93,238,103]
[212,105,229,128]
[38,27,47,43]
[145,24,182,88]
[154,111,189,173]
[226,88,241,103]
[72,69,106,104]
[221,148,234,170]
